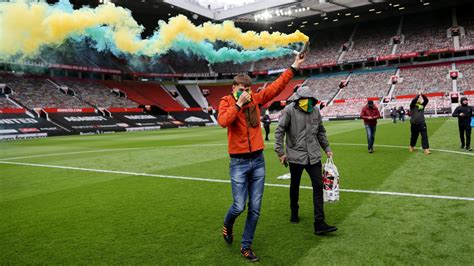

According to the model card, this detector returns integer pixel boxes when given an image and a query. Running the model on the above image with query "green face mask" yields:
[416,102,424,110]
[233,89,252,102]
[298,98,314,113]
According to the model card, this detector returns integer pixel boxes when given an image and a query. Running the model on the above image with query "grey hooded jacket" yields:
[274,86,331,165]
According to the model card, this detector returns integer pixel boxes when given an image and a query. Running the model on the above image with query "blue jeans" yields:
[365,125,377,150]
[224,153,265,249]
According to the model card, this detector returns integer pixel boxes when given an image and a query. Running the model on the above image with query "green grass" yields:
[0,117,473,264]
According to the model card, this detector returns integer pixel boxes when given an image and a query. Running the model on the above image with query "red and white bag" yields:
[322,157,340,202]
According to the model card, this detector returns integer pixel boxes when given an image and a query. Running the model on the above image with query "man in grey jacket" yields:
[274,86,337,235]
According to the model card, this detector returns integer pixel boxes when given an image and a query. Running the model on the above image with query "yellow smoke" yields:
[0,1,309,57]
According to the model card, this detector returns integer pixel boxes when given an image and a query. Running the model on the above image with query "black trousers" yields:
[410,122,429,149]
[459,124,472,148]
[288,161,324,223]
[264,124,270,140]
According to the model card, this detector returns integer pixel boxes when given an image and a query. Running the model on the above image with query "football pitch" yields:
[1,117,473,264]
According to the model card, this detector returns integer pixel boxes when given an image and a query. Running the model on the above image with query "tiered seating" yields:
[321,101,373,117]
[398,14,452,53]
[395,65,451,96]
[304,75,346,101]
[56,80,138,108]
[254,28,351,71]
[457,63,474,92]
[458,13,474,47]
[199,84,233,110]
[0,97,19,108]
[337,71,393,99]
[102,80,156,106]
[0,76,86,109]
[103,80,184,111]
[344,19,398,61]
[301,27,352,67]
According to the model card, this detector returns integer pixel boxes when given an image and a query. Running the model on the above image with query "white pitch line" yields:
[331,143,473,156]
[0,160,473,202]
[1,142,472,161]
[0,147,143,161]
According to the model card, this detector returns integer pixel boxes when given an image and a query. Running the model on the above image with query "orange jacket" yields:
[218,68,295,155]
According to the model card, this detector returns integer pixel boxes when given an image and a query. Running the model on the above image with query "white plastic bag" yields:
[323,157,340,202]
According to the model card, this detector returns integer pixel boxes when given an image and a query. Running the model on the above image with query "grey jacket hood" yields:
[288,86,318,102]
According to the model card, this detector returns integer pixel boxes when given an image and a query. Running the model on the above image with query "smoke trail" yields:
[171,39,294,64]
[0,0,308,63]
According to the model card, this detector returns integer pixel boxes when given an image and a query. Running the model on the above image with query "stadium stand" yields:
[398,13,453,53]
[304,74,347,101]
[301,27,353,67]
[159,83,191,108]
[343,19,398,61]
[174,84,201,108]
[337,70,394,99]
[55,79,138,108]
[0,76,86,109]
[394,65,452,96]
[0,97,20,108]
[102,81,185,111]
[458,10,474,47]
[321,101,374,117]
[183,84,209,108]
[457,62,474,92]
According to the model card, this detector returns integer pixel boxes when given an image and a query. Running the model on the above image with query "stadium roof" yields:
[164,0,380,22]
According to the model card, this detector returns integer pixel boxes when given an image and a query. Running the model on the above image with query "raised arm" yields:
[252,52,306,105]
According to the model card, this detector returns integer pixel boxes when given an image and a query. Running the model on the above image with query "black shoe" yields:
[222,224,233,244]
[368,148,373,153]
[241,247,259,262]
[314,222,337,235]
[467,147,472,151]
[461,144,465,149]
[290,214,299,224]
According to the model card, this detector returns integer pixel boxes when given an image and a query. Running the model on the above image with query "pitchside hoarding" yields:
[48,112,129,133]
[0,111,67,140]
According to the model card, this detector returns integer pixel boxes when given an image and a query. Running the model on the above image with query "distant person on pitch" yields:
[262,111,271,141]
[390,107,398,123]
[274,86,337,236]
[409,91,431,155]
[398,106,406,122]
[360,100,381,153]
[452,97,473,151]
[218,52,306,262]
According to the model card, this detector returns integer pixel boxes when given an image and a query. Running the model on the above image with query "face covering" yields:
[416,102,424,110]
[233,89,252,103]
[298,98,314,113]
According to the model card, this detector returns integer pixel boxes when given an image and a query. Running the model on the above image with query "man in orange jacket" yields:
[218,52,306,262]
